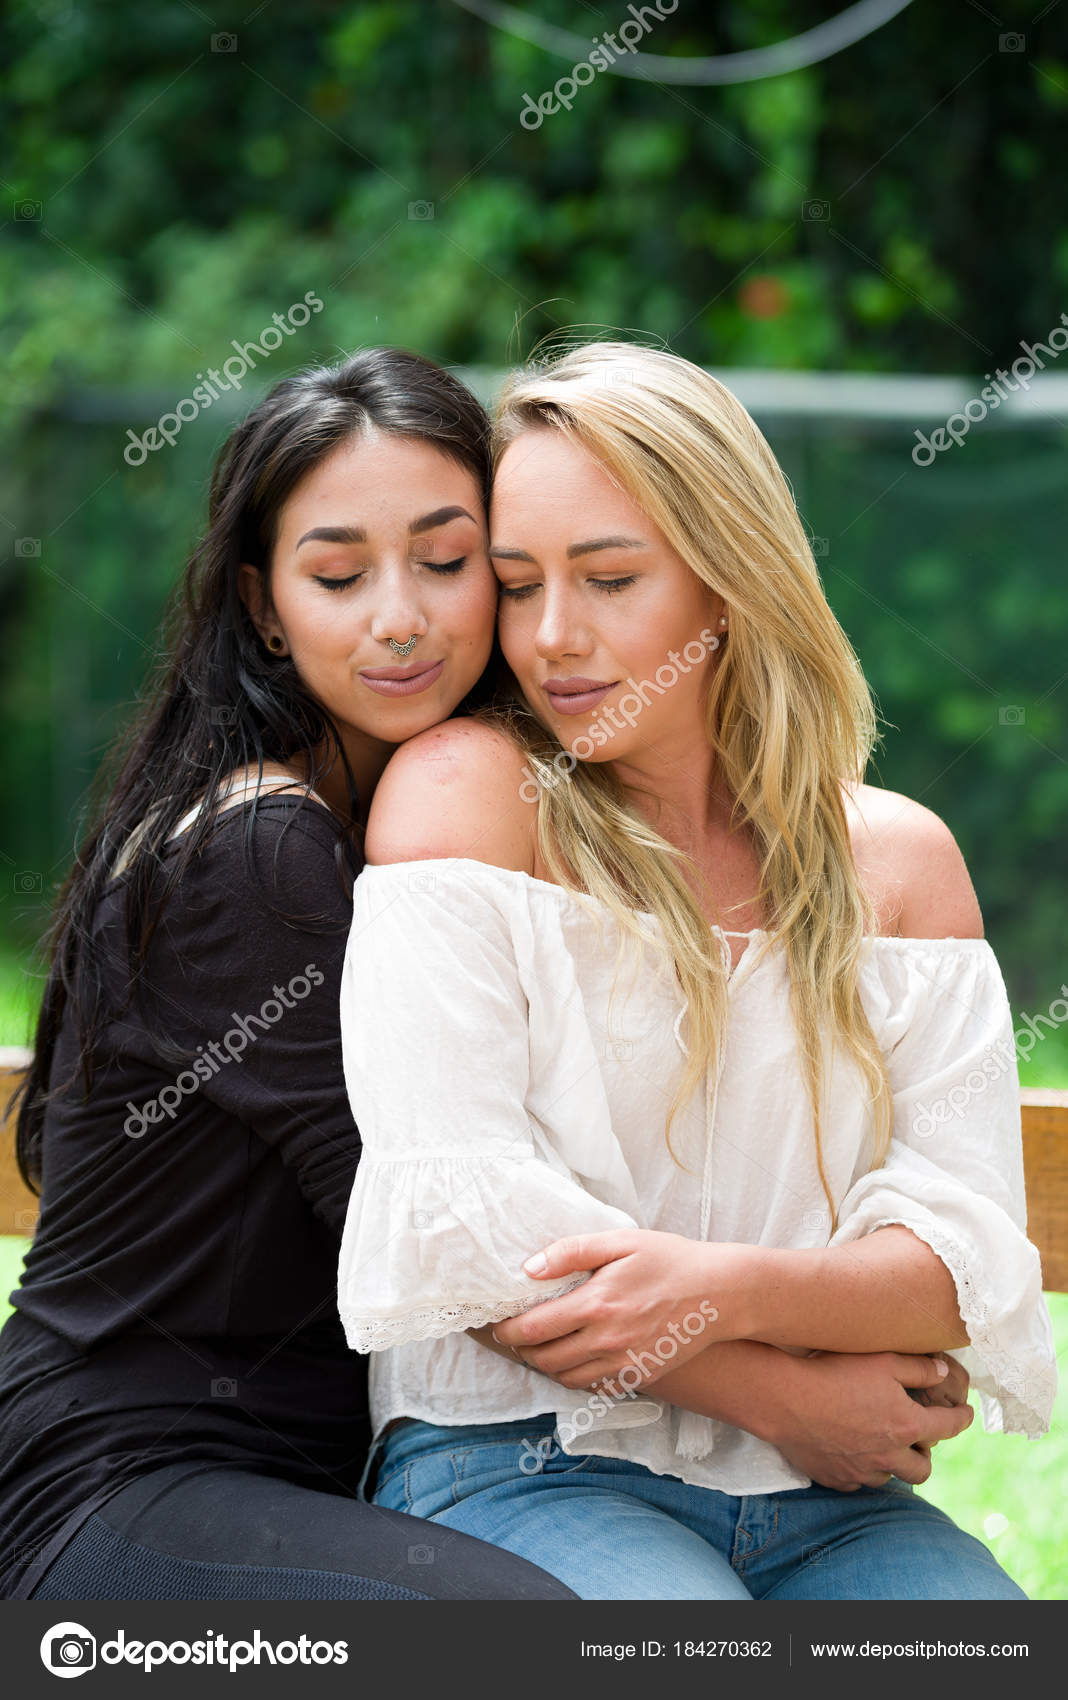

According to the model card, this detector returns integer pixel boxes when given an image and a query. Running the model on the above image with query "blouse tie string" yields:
[675,931,731,1464]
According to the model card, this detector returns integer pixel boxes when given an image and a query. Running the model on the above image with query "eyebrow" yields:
[489,535,648,563]
[410,505,478,536]
[296,526,366,549]
[296,507,477,550]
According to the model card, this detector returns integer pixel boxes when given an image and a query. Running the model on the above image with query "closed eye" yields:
[314,557,467,592]
[314,573,363,592]
[499,576,638,600]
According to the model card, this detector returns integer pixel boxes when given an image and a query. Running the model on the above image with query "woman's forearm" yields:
[469,1321,805,1448]
[640,1338,804,1446]
[738,1225,968,1353]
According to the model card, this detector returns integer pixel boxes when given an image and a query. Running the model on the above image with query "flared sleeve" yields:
[831,939,1056,1437]
[336,859,640,1353]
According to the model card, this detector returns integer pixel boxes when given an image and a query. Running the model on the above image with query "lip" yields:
[359,659,445,697]
[543,678,619,716]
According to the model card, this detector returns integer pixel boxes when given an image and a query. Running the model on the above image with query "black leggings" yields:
[29,1461,578,1601]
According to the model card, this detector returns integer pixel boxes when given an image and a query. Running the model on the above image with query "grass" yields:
[2,941,1065,1596]
[914,1295,1068,1601]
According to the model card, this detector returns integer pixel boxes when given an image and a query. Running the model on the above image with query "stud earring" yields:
[267,634,285,654]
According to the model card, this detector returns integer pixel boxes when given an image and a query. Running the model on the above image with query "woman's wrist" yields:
[750,1347,822,1450]
[705,1240,790,1344]
[727,1341,814,1448]
[653,1337,813,1448]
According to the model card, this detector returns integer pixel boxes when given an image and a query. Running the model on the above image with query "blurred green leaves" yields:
[0,0,1064,1006]
[3,0,1065,398]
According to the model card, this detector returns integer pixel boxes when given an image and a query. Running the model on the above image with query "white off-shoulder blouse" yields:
[336,857,1055,1494]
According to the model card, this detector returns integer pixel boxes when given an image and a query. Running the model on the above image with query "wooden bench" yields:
[2,1047,1067,1290]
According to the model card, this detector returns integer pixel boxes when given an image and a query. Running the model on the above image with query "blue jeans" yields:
[362,1413,1027,1602]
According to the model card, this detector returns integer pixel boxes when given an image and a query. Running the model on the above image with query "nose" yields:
[532,583,593,663]
[369,558,431,649]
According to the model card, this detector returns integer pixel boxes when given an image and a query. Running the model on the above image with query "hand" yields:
[465,1321,527,1365]
[487,1229,753,1393]
[906,1350,971,1409]
[772,1350,974,1491]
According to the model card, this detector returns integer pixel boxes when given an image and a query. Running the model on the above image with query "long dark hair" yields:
[14,346,505,1192]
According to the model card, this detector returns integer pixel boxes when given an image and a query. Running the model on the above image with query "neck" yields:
[609,738,732,847]
[295,730,396,834]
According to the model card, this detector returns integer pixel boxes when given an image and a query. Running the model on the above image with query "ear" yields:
[238,562,285,651]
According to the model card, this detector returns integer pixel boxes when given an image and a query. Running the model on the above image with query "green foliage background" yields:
[2,0,1065,1018]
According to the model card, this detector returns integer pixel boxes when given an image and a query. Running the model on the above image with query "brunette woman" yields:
[0,348,577,1601]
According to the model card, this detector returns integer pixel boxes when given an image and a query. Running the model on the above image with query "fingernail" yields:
[491,1330,500,1343]
[523,1253,547,1275]
[936,1358,949,1376]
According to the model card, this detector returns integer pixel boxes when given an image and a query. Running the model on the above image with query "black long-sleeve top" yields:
[0,796,368,1598]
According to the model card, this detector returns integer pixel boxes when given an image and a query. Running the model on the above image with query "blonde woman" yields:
[336,344,1055,1601]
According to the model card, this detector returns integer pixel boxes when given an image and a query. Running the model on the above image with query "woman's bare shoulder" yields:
[363,717,537,872]
[844,781,984,940]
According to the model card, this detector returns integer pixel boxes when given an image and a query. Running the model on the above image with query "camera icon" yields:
[211,1377,238,1397]
[41,1623,97,1674]
[410,1209,433,1229]
[607,1039,633,1061]
[408,201,435,221]
[998,705,1025,726]
[211,32,237,52]
[410,538,433,558]
[15,537,41,557]
[14,871,43,894]
[210,705,237,725]
[802,199,831,221]
[15,1208,38,1232]
[999,32,1025,52]
[601,367,635,388]
[802,1209,829,1232]
[407,870,436,893]
[802,1543,829,1566]
[14,200,42,221]
[408,1544,435,1564]
[809,536,829,559]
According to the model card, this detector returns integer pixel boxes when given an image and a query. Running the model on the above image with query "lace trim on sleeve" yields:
[340,1272,590,1353]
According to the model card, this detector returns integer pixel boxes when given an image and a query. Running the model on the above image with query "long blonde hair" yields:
[475,342,893,1227]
